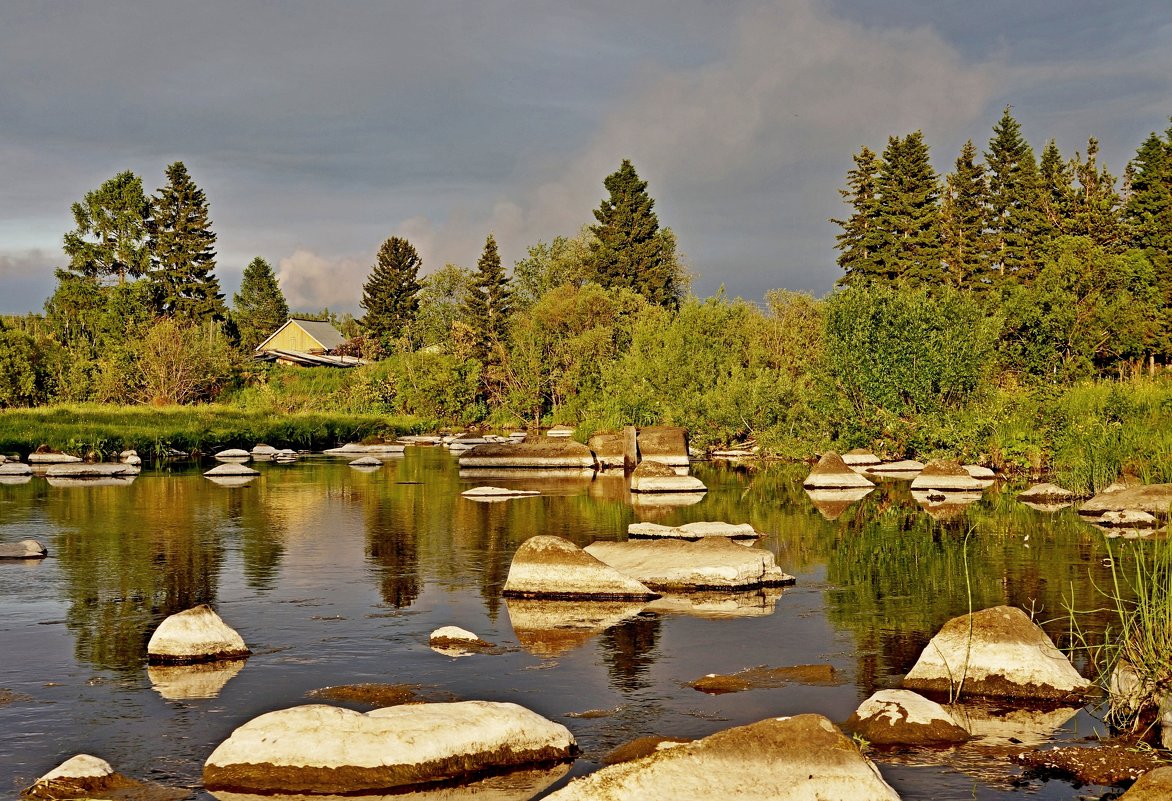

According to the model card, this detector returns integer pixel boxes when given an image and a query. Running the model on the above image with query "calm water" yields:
[0,448,1137,799]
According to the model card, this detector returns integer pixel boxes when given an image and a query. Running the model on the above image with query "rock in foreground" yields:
[1120,766,1172,799]
[543,714,900,801]
[803,452,874,490]
[147,604,250,665]
[846,690,969,746]
[584,538,794,592]
[0,539,47,559]
[902,605,1090,702]
[202,701,576,795]
[22,754,184,801]
[502,536,658,600]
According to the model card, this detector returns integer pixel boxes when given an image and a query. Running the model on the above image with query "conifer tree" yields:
[832,146,884,286]
[361,236,422,348]
[1038,140,1073,237]
[62,171,151,283]
[1069,138,1124,249]
[147,162,226,321]
[940,140,990,289]
[463,234,512,359]
[233,257,290,352]
[1124,125,1172,253]
[589,159,681,307]
[985,107,1045,283]
[872,131,941,284]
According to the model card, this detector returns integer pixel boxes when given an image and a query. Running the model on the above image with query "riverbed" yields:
[0,448,1135,799]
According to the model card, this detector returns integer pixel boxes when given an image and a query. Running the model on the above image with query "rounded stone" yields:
[147,604,250,664]
[846,689,969,745]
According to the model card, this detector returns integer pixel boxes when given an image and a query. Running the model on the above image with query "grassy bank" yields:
[0,403,431,460]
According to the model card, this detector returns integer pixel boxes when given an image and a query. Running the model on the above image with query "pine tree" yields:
[985,107,1045,283]
[1124,125,1172,253]
[233,257,290,352]
[147,162,226,321]
[62,171,151,283]
[1069,137,1124,249]
[361,236,422,347]
[872,131,941,284]
[1038,139,1073,237]
[940,140,990,289]
[589,159,681,307]
[832,146,884,286]
[463,234,512,359]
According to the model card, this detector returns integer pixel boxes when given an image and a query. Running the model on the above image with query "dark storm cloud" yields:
[1,0,1169,312]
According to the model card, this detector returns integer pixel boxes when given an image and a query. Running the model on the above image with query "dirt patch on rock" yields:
[603,736,693,765]
[690,664,841,694]
[306,683,458,707]
[1011,742,1169,787]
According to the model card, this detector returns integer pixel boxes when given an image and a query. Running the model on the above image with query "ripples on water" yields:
[0,449,1134,799]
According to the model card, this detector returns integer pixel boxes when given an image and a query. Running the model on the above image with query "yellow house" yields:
[255,318,360,367]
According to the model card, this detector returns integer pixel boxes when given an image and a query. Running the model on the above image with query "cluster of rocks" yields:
[0,448,144,487]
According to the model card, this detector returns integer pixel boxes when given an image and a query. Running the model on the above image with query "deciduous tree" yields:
[62,171,151,283]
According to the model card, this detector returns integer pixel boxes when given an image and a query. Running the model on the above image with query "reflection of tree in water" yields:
[367,502,420,609]
[50,476,226,674]
[600,613,661,692]
[226,485,286,593]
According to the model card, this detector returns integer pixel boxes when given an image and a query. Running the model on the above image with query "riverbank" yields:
[0,403,431,460]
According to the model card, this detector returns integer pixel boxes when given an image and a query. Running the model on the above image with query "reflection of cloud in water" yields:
[804,487,873,520]
[208,762,570,801]
[506,598,647,657]
[148,658,247,700]
[646,587,784,618]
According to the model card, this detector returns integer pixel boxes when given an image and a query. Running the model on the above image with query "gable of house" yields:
[256,319,347,354]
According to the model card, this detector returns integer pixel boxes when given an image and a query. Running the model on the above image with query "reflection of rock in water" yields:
[911,490,982,521]
[629,492,706,509]
[207,762,571,801]
[804,487,874,520]
[949,702,1081,747]
[600,614,661,692]
[148,658,246,700]
[45,475,138,488]
[507,599,647,657]
[645,587,783,618]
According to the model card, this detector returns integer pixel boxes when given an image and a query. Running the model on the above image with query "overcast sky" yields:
[2,0,1170,314]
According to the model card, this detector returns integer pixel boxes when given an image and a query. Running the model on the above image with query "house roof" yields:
[253,348,365,368]
[255,318,347,353]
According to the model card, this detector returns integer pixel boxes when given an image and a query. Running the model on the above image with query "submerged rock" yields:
[348,456,384,467]
[628,460,706,494]
[690,664,840,694]
[202,701,576,795]
[461,486,540,499]
[803,452,875,490]
[307,683,457,707]
[845,689,969,746]
[627,521,758,541]
[902,605,1091,702]
[502,535,658,600]
[147,604,251,665]
[910,460,987,492]
[542,714,900,801]
[1011,742,1167,788]
[0,539,47,559]
[22,754,184,801]
[583,538,794,592]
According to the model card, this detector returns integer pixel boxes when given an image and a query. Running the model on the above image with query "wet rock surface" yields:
[0,539,48,559]
[602,736,693,765]
[1011,741,1167,787]
[21,754,185,801]
[846,689,970,746]
[689,664,841,694]
[306,683,458,707]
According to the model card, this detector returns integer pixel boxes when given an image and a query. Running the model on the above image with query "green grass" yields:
[0,403,431,459]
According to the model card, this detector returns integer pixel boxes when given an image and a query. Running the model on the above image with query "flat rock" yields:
[461,486,540,498]
[690,664,840,694]
[202,701,576,795]
[636,426,690,467]
[845,689,969,746]
[629,460,706,493]
[627,521,758,541]
[44,462,138,477]
[349,456,384,467]
[910,460,987,491]
[459,439,596,469]
[841,449,880,466]
[584,538,794,592]
[902,605,1091,702]
[502,535,658,600]
[205,463,259,477]
[26,452,82,464]
[22,754,184,801]
[1119,765,1172,799]
[542,713,900,801]
[865,460,925,474]
[0,539,47,559]
[1017,483,1075,502]
[147,604,251,664]
[963,464,996,479]
[214,448,251,460]
[0,462,32,476]
[803,452,874,490]
[1080,484,1172,519]
[1096,509,1159,528]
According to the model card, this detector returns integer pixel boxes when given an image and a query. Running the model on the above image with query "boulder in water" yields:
[502,535,658,600]
[803,452,874,490]
[584,538,794,592]
[147,604,251,664]
[845,689,969,746]
[910,459,987,491]
[0,539,47,559]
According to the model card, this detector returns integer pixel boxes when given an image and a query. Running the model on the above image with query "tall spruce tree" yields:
[1124,124,1172,253]
[872,131,941,284]
[361,236,422,347]
[589,159,680,307]
[1038,139,1074,237]
[832,146,884,286]
[62,171,151,283]
[463,234,512,359]
[148,162,226,321]
[233,257,290,352]
[1069,137,1124,249]
[940,140,990,289]
[985,107,1045,283]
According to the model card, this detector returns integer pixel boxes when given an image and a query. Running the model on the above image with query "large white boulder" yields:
[0,539,47,559]
[543,714,900,801]
[910,460,986,491]
[202,701,576,795]
[803,452,874,490]
[627,521,758,541]
[584,538,794,592]
[629,460,706,493]
[502,535,658,600]
[147,604,250,665]
[846,689,969,746]
[902,605,1091,702]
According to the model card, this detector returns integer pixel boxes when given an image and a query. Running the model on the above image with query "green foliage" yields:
[411,263,474,348]
[872,131,941,284]
[463,234,512,359]
[512,228,594,309]
[128,318,235,405]
[62,171,151,282]
[833,146,884,286]
[147,162,226,321]
[233,257,290,352]
[939,140,990,289]
[390,349,485,423]
[0,327,58,407]
[362,236,422,348]
[1124,122,1172,254]
[589,159,683,307]
[985,106,1046,282]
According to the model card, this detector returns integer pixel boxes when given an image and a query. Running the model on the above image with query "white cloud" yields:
[275,248,371,312]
